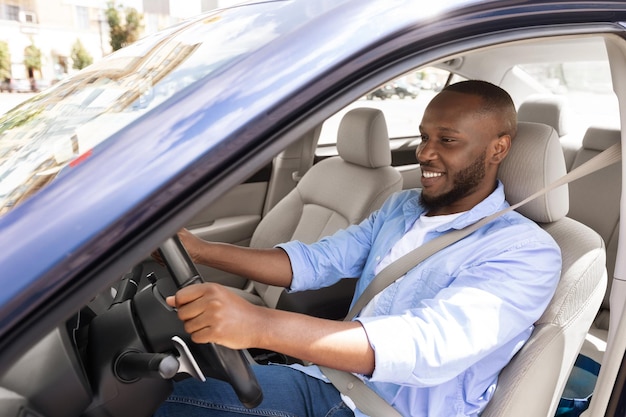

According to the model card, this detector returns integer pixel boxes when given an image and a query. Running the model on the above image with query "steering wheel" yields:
[158,235,263,409]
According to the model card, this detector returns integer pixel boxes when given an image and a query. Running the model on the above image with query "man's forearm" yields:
[254,307,375,375]
[196,241,294,288]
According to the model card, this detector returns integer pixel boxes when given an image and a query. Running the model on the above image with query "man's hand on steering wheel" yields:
[174,229,207,265]
[152,229,205,266]
[158,235,263,408]
[166,282,266,350]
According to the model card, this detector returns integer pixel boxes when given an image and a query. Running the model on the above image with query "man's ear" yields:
[491,134,511,164]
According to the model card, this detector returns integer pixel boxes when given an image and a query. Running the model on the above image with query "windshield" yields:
[0,0,345,216]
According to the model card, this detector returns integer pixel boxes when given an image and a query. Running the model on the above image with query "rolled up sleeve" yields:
[357,315,417,383]
[276,217,377,293]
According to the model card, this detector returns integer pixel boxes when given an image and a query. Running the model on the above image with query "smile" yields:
[422,171,444,178]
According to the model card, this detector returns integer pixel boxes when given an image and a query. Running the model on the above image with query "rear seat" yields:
[518,94,579,169]
[568,127,622,364]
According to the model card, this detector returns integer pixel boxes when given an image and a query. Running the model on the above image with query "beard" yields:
[420,150,487,213]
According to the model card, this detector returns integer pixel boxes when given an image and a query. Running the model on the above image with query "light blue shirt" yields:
[278,181,561,417]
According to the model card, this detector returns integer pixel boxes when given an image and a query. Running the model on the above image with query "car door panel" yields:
[140,171,271,289]
[186,182,267,243]
[186,181,268,287]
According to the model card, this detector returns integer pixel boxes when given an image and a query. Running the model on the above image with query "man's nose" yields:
[416,140,436,162]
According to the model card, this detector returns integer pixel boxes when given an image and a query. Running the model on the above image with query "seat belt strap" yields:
[320,142,621,417]
[347,141,621,321]
[319,366,403,417]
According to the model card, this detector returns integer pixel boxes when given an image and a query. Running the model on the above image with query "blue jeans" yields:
[155,364,355,417]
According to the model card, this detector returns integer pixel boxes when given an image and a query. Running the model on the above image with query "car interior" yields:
[157,34,621,416]
[2,21,626,417]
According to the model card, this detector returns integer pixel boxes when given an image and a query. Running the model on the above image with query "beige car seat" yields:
[481,122,607,417]
[567,127,621,364]
[518,94,577,169]
[236,107,403,319]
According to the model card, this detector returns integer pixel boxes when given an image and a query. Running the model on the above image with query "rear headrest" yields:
[337,107,392,168]
[582,126,621,152]
[518,94,570,137]
[498,121,569,223]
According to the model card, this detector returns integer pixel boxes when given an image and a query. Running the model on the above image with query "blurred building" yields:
[0,0,241,83]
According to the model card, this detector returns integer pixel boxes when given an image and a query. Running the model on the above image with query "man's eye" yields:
[441,137,455,143]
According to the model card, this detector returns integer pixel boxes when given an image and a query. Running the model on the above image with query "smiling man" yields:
[155,80,561,417]
[418,81,517,215]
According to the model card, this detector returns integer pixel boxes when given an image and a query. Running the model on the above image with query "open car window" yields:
[318,67,463,151]
[317,58,619,159]
[517,61,620,132]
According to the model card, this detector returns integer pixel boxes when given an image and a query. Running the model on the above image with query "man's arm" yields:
[177,229,294,288]
[167,282,375,375]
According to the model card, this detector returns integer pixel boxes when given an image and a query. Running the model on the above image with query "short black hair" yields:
[443,80,517,139]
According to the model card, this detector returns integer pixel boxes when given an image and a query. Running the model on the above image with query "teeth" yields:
[423,171,443,178]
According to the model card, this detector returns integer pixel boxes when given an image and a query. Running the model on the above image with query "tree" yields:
[105,1,144,51]
[71,39,93,70]
[0,41,10,81]
[23,40,42,78]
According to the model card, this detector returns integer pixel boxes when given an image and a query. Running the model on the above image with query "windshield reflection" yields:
[0,4,290,216]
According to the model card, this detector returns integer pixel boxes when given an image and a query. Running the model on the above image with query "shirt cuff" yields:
[275,241,308,292]
[356,315,417,384]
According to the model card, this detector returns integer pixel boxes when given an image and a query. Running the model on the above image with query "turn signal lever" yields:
[114,351,179,382]
[113,335,206,383]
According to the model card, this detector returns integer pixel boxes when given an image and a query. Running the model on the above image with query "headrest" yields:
[498,121,569,223]
[518,94,570,137]
[582,126,621,152]
[337,107,392,168]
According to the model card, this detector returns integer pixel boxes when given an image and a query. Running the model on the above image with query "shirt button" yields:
[347,382,354,390]
[375,256,381,261]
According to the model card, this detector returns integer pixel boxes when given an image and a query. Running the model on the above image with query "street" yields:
[0,92,36,116]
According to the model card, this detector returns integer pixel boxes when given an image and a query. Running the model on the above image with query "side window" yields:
[318,67,464,150]
[316,68,463,191]
[517,62,620,137]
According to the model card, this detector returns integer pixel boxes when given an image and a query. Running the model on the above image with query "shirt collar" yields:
[402,180,509,232]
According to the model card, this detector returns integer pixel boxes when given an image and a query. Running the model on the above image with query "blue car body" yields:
[0,0,481,363]
[1,0,626,415]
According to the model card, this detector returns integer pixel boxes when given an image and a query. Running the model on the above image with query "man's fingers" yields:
[182,311,210,337]
[166,295,176,307]
[151,250,165,266]
[177,296,223,323]
[172,282,217,307]
[168,282,254,348]
[172,283,225,321]
[188,326,216,345]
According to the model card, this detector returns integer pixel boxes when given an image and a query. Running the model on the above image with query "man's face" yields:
[417,90,504,215]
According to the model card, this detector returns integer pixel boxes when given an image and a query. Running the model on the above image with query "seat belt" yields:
[319,142,622,417]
